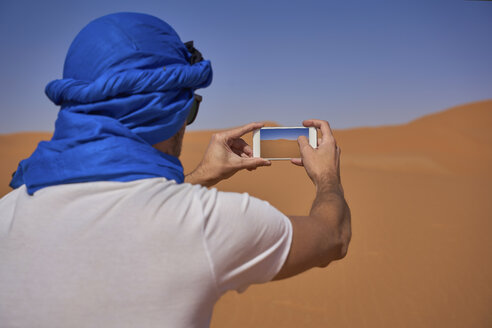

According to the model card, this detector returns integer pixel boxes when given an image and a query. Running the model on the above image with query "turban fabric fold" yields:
[10,12,213,195]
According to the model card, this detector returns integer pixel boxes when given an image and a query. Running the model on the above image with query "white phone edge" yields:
[308,126,317,148]
[252,129,260,158]
[252,127,317,159]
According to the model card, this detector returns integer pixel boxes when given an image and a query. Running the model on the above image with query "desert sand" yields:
[1,100,491,327]
[261,139,301,159]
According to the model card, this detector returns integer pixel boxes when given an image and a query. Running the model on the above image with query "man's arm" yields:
[274,189,351,279]
[185,119,351,280]
[274,119,351,279]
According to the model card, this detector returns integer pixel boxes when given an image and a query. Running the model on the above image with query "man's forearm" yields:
[310,183,351,265]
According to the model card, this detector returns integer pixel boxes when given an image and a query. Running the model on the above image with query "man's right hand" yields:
[291,119,342,194]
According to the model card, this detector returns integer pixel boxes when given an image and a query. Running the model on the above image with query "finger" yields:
[290,158,303,166]
[302,119,334,145]
[223,122,265,139]
[230,138,253,157]
[243,144,253,156]
[303,119,333,144]
[297,135,313,156]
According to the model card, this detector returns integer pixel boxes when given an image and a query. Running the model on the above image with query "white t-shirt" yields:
[0,178,292,328]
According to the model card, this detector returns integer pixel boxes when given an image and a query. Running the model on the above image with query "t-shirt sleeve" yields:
[200,188,293,294]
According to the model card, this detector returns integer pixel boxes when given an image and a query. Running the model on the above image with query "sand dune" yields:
[261,139,301,159]
[1,100,492,327]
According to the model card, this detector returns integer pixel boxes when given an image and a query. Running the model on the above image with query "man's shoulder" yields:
[0,185,25,203]
[0,178,199,208]
[1,178,259,218]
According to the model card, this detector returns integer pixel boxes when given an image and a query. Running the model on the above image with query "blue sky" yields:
[261,128,309,141]
[1,0,491,133]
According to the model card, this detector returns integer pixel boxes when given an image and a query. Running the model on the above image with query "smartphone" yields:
[253,127,317,160]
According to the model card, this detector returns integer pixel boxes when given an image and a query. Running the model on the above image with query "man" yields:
[0,12,351,328]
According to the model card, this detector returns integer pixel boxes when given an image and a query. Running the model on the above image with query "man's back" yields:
[0,178,291,328]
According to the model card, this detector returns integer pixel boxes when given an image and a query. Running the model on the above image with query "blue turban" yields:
[10,12,213,195]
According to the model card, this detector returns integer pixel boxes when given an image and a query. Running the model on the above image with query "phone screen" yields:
[260,127,309,159]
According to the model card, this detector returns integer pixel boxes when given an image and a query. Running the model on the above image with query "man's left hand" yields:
[185,122,271,187]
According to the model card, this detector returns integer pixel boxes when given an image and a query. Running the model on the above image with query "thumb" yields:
[298,136,313,157]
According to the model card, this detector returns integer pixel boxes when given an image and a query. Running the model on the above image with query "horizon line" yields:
[1,98,491,136]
